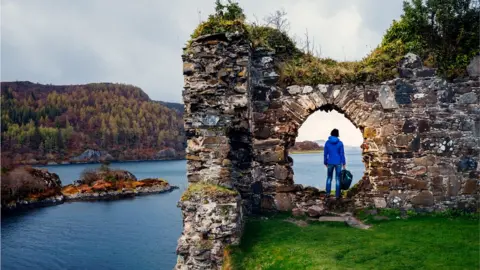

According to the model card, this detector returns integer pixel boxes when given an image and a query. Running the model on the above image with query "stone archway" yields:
[250,80,388,211]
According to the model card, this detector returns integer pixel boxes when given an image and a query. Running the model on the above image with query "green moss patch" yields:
[180,183,238,202]
[191,18,247,41]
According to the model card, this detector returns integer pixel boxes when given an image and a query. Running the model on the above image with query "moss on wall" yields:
[181,183,238,202]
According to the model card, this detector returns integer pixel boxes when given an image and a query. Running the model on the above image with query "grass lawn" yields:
[226,213,479,270]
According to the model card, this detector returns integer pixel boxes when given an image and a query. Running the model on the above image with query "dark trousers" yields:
[326,164,342,198]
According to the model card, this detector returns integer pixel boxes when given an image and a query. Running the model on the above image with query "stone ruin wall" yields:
[250,49,479,212]
[176,33,252,270]
[176,33,479,269]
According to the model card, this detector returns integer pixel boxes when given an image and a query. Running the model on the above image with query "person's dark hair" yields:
[331,129,339,137]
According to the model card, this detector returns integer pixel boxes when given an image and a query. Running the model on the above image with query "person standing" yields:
[323,129,346,199]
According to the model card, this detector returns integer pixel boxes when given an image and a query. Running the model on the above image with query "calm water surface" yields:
[1,151,364,270]
[292,149,364,189]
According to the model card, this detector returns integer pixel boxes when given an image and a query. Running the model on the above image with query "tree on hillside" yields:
[214,0,245,21]
[383,0,479,77]
[264,9,290,32]
[30,125,42,150]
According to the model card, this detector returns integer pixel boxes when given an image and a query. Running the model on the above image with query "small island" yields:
[290,140,324,154]
[62,165,177,201]
[1,164,177,212]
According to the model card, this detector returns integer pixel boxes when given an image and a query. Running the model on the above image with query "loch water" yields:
[1,150,363,270]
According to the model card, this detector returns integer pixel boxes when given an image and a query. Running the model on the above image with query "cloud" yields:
[2,0,403,103]
[297,110,363,147]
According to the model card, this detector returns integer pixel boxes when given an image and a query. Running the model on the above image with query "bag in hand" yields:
[340,169,353,190]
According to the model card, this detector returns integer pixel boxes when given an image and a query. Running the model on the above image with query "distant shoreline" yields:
[21,157,186,167]
[290,150,324,154]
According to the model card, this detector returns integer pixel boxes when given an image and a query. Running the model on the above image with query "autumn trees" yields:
[1,82,185,164]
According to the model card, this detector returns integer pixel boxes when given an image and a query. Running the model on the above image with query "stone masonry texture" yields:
[177,32,480,269]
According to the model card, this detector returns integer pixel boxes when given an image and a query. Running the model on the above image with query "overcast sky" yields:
[1,0,404,146]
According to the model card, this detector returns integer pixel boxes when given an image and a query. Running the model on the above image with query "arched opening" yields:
[290,107,365,196]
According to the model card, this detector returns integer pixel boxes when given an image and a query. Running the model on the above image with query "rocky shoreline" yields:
[1,167,178,213]
[2,184,179,213]
[62,182,178,201]
[8,148,186,166]
[2,195,66,213]
[20,156,186,166]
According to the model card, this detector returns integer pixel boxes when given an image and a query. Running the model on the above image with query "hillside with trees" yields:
[290,140,324,153]
[1,81,185,166]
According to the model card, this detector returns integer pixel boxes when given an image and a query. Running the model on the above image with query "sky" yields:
[1,0,404,146]
[297,110,362,146]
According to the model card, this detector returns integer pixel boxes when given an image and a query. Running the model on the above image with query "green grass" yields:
[227,213,480,270]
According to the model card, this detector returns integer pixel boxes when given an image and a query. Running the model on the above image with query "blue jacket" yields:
[324,136,346,165]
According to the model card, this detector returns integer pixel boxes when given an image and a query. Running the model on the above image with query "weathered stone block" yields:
[415,68,436,78]
[380,124,395,137]
[404,177,428,190]
[448,175,461,196]
[202,115,220,126]
[457,157,478,172]
[229,95,248,107]
[286,85,302,95]
[411,191,434,206]
[309,92,327,108]
[276,185,296,193]
[462,180,478,195]
[257,148,285,163]
[458,92,478,104]
[378,85,398,109]
[302,86,313,94]
[408,166,427,176]
[414,155,436,167]
[254,127,271,139]
[183,62,199,75]
[186,154,202,161]
[274,193,293,211]
[410,135,421,152]
[395,134,413,147]
[364,89,378,103]
[296,95,316,111]
[402,119,416,133]
[399,53,423,69]
[373,197,387,208]
[307,205,325,217]
[253,139,282,149]
[274,164,289,180]
[417,119,430,133]
[203,136,228,145]
[395,81,416,105]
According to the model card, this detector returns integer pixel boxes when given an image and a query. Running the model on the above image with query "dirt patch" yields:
[284,218,309,227]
